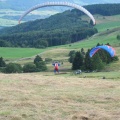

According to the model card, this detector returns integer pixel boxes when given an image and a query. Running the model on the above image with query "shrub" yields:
[23,63,37,73]
[112,56,119,61]
[4,63,22,73]
[117,35,120,40]
[35,61,47,71]
[0,67,5,73]
[45,58,52,63]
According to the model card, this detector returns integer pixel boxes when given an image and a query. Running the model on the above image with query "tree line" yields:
[0,55,47,73]
[72,3,120,16]
[0,27,97,47]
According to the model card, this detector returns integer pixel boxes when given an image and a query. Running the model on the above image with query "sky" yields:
[0,0,120,4]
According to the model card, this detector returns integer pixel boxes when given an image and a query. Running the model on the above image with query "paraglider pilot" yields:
[52,62,60,74]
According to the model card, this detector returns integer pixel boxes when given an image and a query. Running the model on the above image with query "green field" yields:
[0,14,120,66]
[0,47,46,59]
[94,15,120,32]
[95,21,120,32]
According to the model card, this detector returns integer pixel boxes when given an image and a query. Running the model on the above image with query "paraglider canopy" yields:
[89,45,115,57]
[18,2,96,25]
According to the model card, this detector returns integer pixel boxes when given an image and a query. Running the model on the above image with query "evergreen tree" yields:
[96,43,101,46]
[35,61,47,71]
[0,57,6,67]
[72,51,84,70]
[34,55,43,65]
[97,49,108,63]
[81,48,85,57]
[106,52,112,64]
[68,50,76,56]
[84,49,93,71]
[91,53,104,71]
[68,54,75,63]
[34,55,47,72]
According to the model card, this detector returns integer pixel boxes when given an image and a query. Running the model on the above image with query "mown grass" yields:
[75,71,120,80]
[0,47,46,59]
[95,21,120,32]
[94,14,120,31]
[0,73,120,120]
[60,29,120,49]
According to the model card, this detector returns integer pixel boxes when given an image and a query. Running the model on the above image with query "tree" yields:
[81,48,85,57]
[117,35,120,40]
[0,40,10,47]
[34,39,48,48]
[84,49,93,71]
[68,50,76,63]
[35,61,47,71]
[90,19,94,26]
[34,55,47,72]
[0,57,6,67]
[97,49,108,63]
[68,50,76,56]
[68,54,76,63]
[72,51,84,70]
[34,55,43,64]
[91,53,104,71]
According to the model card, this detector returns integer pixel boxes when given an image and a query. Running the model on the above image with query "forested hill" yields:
[0,7,97,48]
[84,4,120,16]
[0,4,120,48]
[0,11,91,34]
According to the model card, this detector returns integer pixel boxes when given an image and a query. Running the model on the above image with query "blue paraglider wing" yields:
[89,45,115,57]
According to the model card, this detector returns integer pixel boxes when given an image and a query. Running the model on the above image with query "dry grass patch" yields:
[0,73,120,120]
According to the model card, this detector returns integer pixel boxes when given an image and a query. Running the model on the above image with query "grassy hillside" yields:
[0,14,120,71]
[0,27,120,72]
[0,48,45,59]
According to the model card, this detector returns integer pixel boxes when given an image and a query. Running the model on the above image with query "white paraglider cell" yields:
[18,2,96,25]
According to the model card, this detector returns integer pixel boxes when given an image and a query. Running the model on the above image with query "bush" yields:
[45,58,52,63]
[4,63,22,73]
[117,35,120,40]
[23,63,37,73]
[112,56,119,61]
[0,67,5,73]
[35,61,47,71]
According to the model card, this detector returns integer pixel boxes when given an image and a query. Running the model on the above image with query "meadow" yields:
[0,14,120,120]
[0,47,46,59]
[0,72,120,120]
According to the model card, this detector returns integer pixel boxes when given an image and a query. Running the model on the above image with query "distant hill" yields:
[0,0,120,10]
